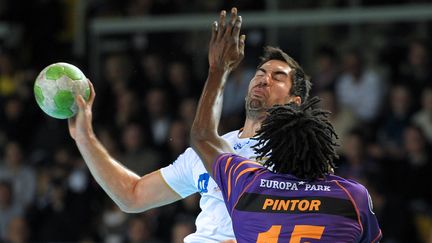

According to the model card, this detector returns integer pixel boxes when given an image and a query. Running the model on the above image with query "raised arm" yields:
[190,8,245,174]
[68,81,181,213]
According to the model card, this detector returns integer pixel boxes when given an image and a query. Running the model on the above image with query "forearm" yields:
[68,81,181,212]
[75,134,141,211]
[191,7,243,173]
[191,68,233,172]
[194,67,228,136]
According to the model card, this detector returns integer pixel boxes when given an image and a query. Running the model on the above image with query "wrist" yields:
[209,65,231,74]
[75,131,97,145]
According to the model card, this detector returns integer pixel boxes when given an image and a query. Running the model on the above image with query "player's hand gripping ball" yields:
[34,63,90,119]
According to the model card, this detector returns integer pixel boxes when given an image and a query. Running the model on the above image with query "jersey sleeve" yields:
[352,184,382,243]
[212,153,263,213]
[160,147,200,198]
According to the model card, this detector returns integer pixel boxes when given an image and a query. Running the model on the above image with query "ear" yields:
[290,96,301,105]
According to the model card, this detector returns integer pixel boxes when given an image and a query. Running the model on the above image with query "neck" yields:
[240,116,266,138]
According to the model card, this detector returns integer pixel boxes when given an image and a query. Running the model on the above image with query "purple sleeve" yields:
[349,182,382,242]
[212,153,263,213]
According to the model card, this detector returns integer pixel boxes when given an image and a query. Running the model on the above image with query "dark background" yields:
[0,0,431,242]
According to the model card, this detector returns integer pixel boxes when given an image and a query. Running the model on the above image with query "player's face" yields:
[245,60,296,117]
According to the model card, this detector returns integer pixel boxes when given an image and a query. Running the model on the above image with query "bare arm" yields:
[69,82,181,213]
[190,8,245,175]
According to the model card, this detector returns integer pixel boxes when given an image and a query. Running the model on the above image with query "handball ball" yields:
[34,62,90,119]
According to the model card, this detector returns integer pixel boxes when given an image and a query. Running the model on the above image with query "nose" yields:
[259,73,271,86]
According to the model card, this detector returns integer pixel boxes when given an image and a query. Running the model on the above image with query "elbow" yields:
[117,200,149,214]
[190,126,199,146]
[190,125,213,148]
[112,188,149,214]
[113,200,141,214]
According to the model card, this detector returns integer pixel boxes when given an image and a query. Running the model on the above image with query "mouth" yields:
[246,90,267,112]
[251,87,267,98]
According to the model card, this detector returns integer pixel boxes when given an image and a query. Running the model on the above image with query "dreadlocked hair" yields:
[252,96,338,180]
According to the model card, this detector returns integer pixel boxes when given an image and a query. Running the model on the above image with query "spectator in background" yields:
[177,97,197,129]
[0,51,18,98]
[30,178,77,241]
[376,84,413,159]
[114,90,144,129]
[167,61,197,103]
[96,125,122,159]
[400,39,431,104]
[0,180,23,241]
[401,125,432,243]
[401,125,432,202]
[336,48,385,123]
[336,130,381,184]
[31,147,96,240]
[1,1,432,241]
[4,216,30,243]
[222,63,254,117]
[30,116,70,160]
[120,123,160,175]
[145,87,172,147]
[177,194,200,218]
[97,53,135,123]
[368,179,419,243]
[0,96,32,147]
[26,165,53,239]
[66,157,97,238]
[163,120,189,164]
[412,87,432,143]
[170,215,195,243]
[311,45,339,94]
[31,166,51,210]
[100,199,128,243]
[50,147,74,182]
[125,216,161,243]
[103,53,134,95]
[318,90,359,152]
[0,142,36,209]
[138,52,166,89]
[221,63,254,132]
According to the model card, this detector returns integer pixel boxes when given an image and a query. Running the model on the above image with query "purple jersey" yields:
[212,153,382,243]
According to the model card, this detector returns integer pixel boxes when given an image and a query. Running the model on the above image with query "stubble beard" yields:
[245,96,267,120]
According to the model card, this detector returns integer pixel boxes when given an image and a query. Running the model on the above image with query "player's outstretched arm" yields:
[190,8,245,174]
[68,80,181,213]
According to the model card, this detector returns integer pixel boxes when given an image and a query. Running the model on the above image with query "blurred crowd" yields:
[0,0,432,242]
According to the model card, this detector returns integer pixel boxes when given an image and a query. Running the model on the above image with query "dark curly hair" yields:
[252,97,338,180]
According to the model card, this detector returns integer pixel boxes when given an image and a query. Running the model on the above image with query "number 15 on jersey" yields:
[257,225,325,243]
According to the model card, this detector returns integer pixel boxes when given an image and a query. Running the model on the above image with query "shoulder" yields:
[179,147,201,164]
[329,175,372,212]
[214,153,258,168]
[217,153,257,165]
[221,130,241,140]
[214,153,263,175]
[161,147,202,174]
[329,175,368,195]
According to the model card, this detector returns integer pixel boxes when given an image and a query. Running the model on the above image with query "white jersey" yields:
[160,130,259,243]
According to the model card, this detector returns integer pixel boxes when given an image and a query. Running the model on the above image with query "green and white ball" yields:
[34,62,90,119]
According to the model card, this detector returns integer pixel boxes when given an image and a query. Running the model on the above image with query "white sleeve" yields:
[160,147,200,198]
